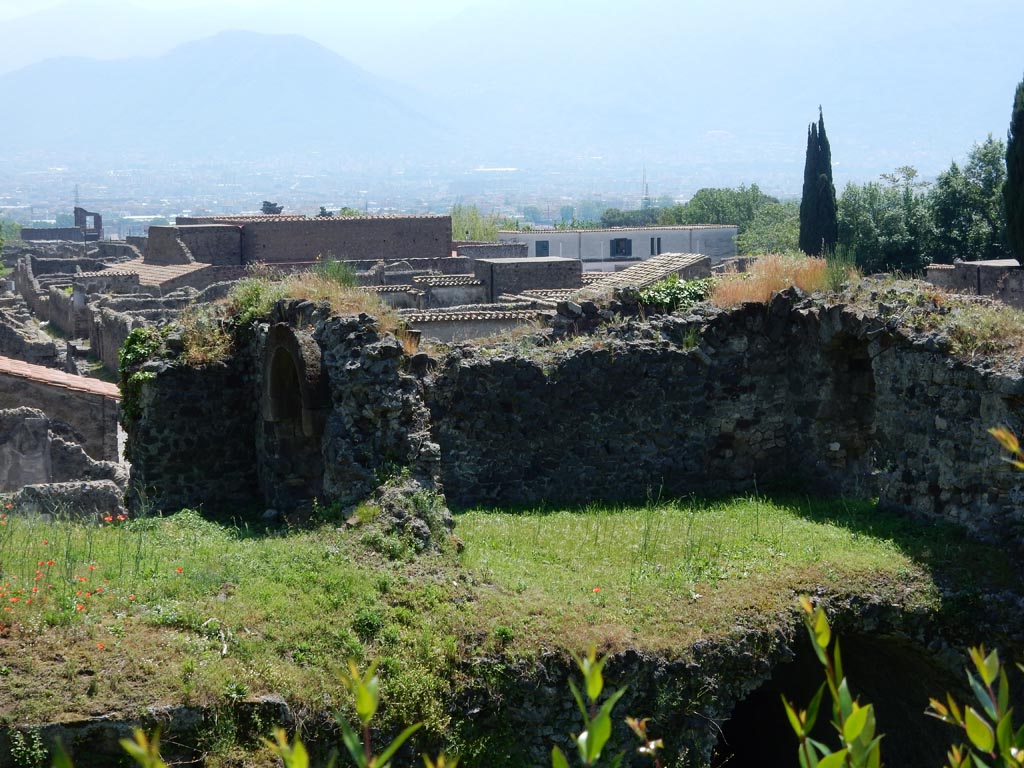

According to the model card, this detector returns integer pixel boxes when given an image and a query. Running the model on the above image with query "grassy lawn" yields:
[0,497,1013,764]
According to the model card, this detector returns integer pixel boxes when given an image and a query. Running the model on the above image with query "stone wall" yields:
[473,257,583,302]
[125,287,1024,550]
[95,241,142,262]
[145,227,191,266]
[0,359,119,462]
[239,216,452,265]
[20,228,86,242]
[457,242,528,260]
[126,359,259,514]
[177,225,242,266]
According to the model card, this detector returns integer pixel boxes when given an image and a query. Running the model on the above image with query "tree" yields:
[261,201,283,215]
[450,204,499,241]
[799,108,838,255]
[599,207,661,227]
[660,184,778,234]
[838,166,933,273]
[736,200,800,254]
[1006,73,1024,257]
[317,206,334,217]
[929,136,1008,262]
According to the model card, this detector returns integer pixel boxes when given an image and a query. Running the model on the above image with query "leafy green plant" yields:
[314,256,358,287]
[927,647,1024,767]
[337,659,424,768]
[639,276,715,313]
[551,644,627,768]
[782,596,883,768]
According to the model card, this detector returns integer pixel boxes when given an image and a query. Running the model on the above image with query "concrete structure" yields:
[498,225,737,269]
[472,257,582,302]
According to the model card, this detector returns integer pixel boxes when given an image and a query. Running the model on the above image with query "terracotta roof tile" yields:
[0,355,119,399]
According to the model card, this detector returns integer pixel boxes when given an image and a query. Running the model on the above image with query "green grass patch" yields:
[0,496,1014,763]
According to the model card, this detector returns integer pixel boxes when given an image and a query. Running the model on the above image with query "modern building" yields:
[497,225,737,271]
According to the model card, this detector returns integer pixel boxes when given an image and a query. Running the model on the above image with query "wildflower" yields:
[42,540,48,545]
[103,515,113,523]
[128,595,136,601]
[75,603,84,611]
[176,567,183,574]
[3,503,10,509]
[9,597,18,603]
[116,514,126,521]
[31,587,37,594]
[88,565,96,571]
[46,560,53,567]
[97,642,105,650]
[593,587,601,593]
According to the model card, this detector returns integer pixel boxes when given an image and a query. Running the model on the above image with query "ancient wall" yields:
[125,288,1024,550]
[239,216,452,264]
[0,357,119,462]
[145,227,191,266]
[177,225,242,266]
[473,257,582,302]
[457,243,528,260]
[125,359,259,514]
[20,228,85,242]
[95,241,142,262]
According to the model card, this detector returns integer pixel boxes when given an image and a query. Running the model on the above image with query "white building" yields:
[497,225,737,271]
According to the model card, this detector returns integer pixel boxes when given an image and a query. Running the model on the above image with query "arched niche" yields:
[259,324,329,511]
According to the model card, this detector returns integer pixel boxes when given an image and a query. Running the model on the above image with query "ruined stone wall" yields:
[125,360,259,514]
[0,367,118,462]
[95,241,142,262]
[177,225,242,266]
[240,216,452,264]
[473,258,583,302]
[20,228,85,242]
[124,289,1024,549]
[457,243,528,260]
[145,227,191,266]
[981,266,1024,310]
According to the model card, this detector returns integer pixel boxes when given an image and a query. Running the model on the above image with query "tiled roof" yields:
[520,289,577,299]
[497,224,737,234]
[93,259,210,286]
[582,273,609,284]
[585,253,709,291]
[180,214,450,224]
[411,275,483,287]
[402,309,544,322]
[0,355,119,399]
[365,285,413,293]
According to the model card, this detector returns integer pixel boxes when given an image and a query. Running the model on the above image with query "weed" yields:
[178,305,232,365]
[711,253,828,307]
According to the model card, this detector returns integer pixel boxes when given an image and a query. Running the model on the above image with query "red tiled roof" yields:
[0,355,119,399]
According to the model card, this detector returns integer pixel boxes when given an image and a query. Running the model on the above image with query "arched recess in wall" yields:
[260,324,329,511]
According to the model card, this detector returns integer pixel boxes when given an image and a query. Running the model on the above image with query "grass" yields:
[711,253,829,307]
[0,496,1014,763]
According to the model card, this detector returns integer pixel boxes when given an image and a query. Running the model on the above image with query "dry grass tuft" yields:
[179,306,232,365]
[711,254,828,308]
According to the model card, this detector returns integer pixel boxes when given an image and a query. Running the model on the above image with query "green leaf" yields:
[837,679,854,720]
[833,638,844,687]
[843,705,869,744]
[337,716,367,768]
[969,673,998,721]
[585,688,626,762]
[568,679,588,721]
[50,742,74,768]
[996,711,1013,754]
[817,750,848,768]
[812,608,831,650]
[998,668,1010,718]
[551,746,569,768]
[378,723,424,766]
[783,696,805,737]
[805,684,825,734]
[965,706,995,753]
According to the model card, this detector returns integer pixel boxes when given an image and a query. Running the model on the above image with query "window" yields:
[650,237,656,256]
[536,240,550,257]
[657,237,662,254]
[611,238,632,258]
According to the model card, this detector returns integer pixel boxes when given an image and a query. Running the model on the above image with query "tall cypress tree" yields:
[799,107,838,255]
[1006,74,1024,257]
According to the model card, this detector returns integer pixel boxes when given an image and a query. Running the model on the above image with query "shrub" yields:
[640,276,715,313]
[178,306,232,365]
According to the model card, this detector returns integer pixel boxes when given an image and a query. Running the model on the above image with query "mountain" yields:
[0,30,446,162]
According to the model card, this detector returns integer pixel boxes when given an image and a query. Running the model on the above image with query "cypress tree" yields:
[1006,74,1024,257]
[799,107,838,255]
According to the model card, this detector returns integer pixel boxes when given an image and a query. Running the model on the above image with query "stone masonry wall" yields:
[126,288,1024,550]
[177,225,242,266]
[240,216,452,264]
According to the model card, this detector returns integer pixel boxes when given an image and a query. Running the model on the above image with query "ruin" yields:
[925,258,1024,308]
[123,284,1024,554]
[20,207,103,243]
